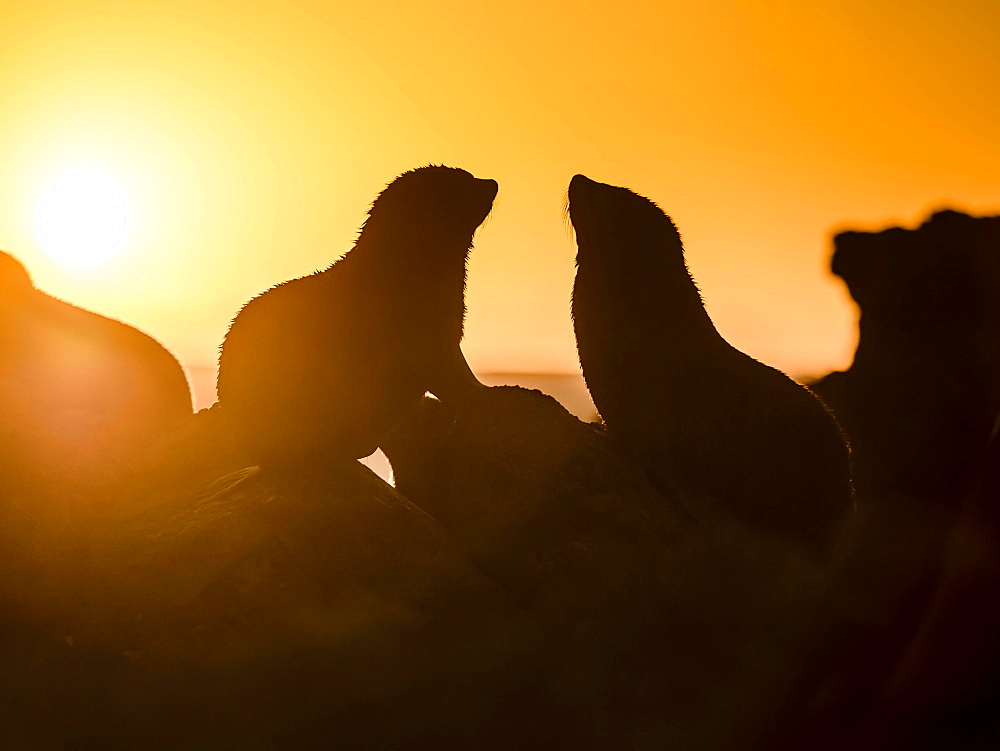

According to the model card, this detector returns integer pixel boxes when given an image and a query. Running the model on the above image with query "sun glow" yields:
[34,169,131,269]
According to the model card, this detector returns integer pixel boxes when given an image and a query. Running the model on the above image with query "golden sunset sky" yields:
[3,0,999,392]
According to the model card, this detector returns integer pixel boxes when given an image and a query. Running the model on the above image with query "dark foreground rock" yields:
[764,211,1000,749]
[812,209,1000,508]
[384,385,847,748]
[789,211,1000,748]
[0,387,850,749]
[1,450,526,749]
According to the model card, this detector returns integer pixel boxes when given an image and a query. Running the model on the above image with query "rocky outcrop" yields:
[0,250,192,497]
[383,385,841,748]
[812,210,1000,507]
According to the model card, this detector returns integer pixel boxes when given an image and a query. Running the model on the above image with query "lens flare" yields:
[34,169,131,268]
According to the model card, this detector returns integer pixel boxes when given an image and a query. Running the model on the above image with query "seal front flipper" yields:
[424,345,485,403]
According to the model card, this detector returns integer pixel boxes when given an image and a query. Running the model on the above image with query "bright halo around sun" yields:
[34,169,131,268]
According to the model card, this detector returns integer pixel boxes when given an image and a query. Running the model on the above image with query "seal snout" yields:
[568,174,600,201]
[568,174,611,216]
[477,177,499,201]
[567,175,607,228]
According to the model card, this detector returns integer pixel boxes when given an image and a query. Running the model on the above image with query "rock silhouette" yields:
[0,250,193,661]
[382,385,839,748]
[383,387,676,606]
[781,210,1000,749]
[765,429,1000,751]
[568,175,853,556]
[0,250,33,289]
[218,165,497,467]
[812,209,1000,507]
[860,431,1000,748]
[0,458,531,748]
[0,250,192,494]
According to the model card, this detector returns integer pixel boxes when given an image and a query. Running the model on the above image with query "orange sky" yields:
[2,0,999,384]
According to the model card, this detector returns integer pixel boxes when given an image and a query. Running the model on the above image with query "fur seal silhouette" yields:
[0,250,193,487]
[568,175,852,554]
[217,165,497,466]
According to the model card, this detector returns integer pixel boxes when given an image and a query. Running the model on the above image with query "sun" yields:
[34,169,131,268]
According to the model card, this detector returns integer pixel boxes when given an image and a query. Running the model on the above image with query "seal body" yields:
[218,166,497,466]
[569,175,852,554]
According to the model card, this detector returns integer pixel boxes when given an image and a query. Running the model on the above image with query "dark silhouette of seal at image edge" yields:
[568,175,853,556]
[0,250,193,483]
[217,165,497,467]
